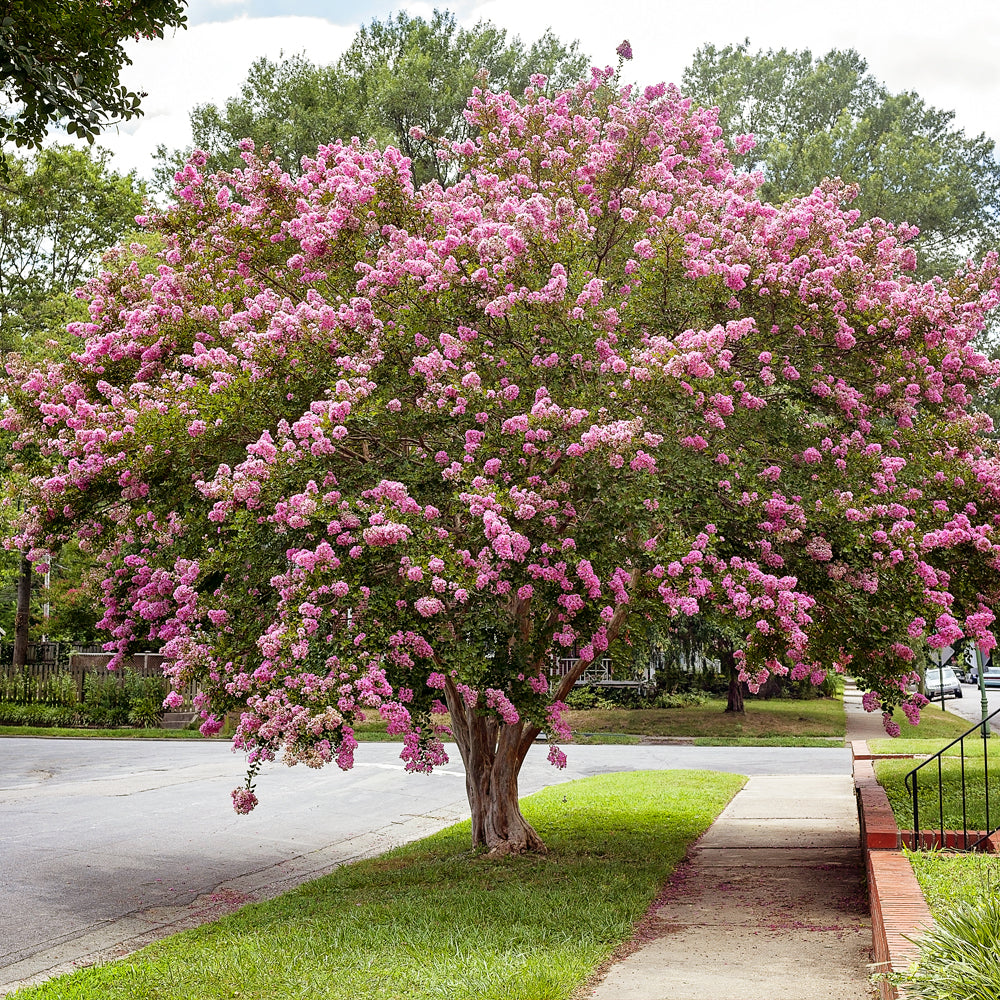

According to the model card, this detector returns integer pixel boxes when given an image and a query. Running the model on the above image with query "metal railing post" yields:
[976,644,990,740]
[906,704,1000,851]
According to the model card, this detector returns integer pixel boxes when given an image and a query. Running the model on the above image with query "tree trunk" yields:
[445,682,546,856]
[438,571,640,854]
[13,553,31,669]
[721,646,745,714]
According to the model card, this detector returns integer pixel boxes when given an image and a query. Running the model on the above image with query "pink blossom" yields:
[414,596,444,617]
[862,691,881,713]
[231,787,258,814]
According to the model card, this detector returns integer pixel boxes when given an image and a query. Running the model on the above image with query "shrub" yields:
[652,663,729,698]
[654,691,712,709]
[0,702,77,726]
[80,669,131,727]
[564,686,618,711]
[902,896,1000,999]
[126,674,166,727]
[80,669,168,728]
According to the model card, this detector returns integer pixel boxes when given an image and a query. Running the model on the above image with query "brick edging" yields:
[852,743,934,1000]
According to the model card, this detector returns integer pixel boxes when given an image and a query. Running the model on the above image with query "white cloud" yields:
[91,0,1000,184]
[466,0,1000,142]
[102,15,357,180]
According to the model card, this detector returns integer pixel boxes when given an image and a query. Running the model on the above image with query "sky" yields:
[99,0,1000,182]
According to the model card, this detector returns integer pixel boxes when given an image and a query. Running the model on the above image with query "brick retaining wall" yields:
[852,740,934,1000]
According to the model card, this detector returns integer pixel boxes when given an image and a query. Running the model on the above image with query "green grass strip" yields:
[868,736,998,757]
[875,748,1000,832]
[0,726,209,739]
[907,849,1000,917]
[564,697,845,738]
[693,736,844,747]
[11,770,744,1000]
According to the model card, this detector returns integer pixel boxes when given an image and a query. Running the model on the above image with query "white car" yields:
[924,665,963,699]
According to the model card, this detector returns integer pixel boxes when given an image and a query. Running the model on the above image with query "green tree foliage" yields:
[0,0,186,157]
[0,145,144,643]
[154,10,587,189]
[682,41,1000,277]
[0,539,101,641]
[0,143,145,355]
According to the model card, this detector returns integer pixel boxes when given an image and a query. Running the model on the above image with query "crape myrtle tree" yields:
[6,69,1000,854]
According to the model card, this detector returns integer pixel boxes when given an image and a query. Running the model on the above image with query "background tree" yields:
[0,143,146,356]
[0,539,100,641]
[681,41,1000,277]
[8,74,1000,855]
[0,144,144,659]
[0,0,186,166]
[154,11,587,189]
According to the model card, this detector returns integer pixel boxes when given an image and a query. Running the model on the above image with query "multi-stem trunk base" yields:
[446,683,548,855]
[470,780,548,856]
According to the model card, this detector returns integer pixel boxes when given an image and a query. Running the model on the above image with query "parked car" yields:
[924,665,963,699]
[983,668,1000,688]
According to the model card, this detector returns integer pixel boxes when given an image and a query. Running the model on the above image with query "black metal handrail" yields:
[905,706,1000,851]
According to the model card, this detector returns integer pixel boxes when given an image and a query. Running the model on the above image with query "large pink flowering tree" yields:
[6,70,1000,854]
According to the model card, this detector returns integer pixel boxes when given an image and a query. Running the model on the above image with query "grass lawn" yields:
[869,734,998,757]
[907,850,1000,917]
[0,697,846,745]
[10,769,744,1000]
[563,697,845,738]
[0,725,209,739]
[885,704,985,741]
[693,736,843,747]
[350,699,847,744]
[875,743,1000,832]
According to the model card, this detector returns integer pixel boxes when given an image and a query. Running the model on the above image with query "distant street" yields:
[929,681,1000,732]
[0,737,850,991]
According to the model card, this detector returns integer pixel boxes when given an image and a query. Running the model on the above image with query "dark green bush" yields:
[0,702,77,726]
[80,670,166,727]
[127,674,166,728]
[564,686,618,710]
[80,669,131,726]
[653,690,712,708]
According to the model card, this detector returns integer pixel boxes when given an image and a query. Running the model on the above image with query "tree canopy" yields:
[681,41,1000,277]
[154,10,587,189]
[0,0,186,157]
[0,143,146,356]
[7,71,1000,854]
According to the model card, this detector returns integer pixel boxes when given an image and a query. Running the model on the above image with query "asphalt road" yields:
[928,680,1000,731]
[0,737,851,990]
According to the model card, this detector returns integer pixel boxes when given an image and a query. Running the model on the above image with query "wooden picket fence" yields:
[0,642,194,708]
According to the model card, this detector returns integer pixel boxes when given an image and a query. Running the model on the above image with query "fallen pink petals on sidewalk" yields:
[587,774,872,1000]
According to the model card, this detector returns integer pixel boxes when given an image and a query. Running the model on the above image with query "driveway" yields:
[0,737,851,992]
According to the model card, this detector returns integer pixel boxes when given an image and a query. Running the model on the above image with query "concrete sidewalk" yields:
[588,774,872,1000]
[844,677,891,743]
